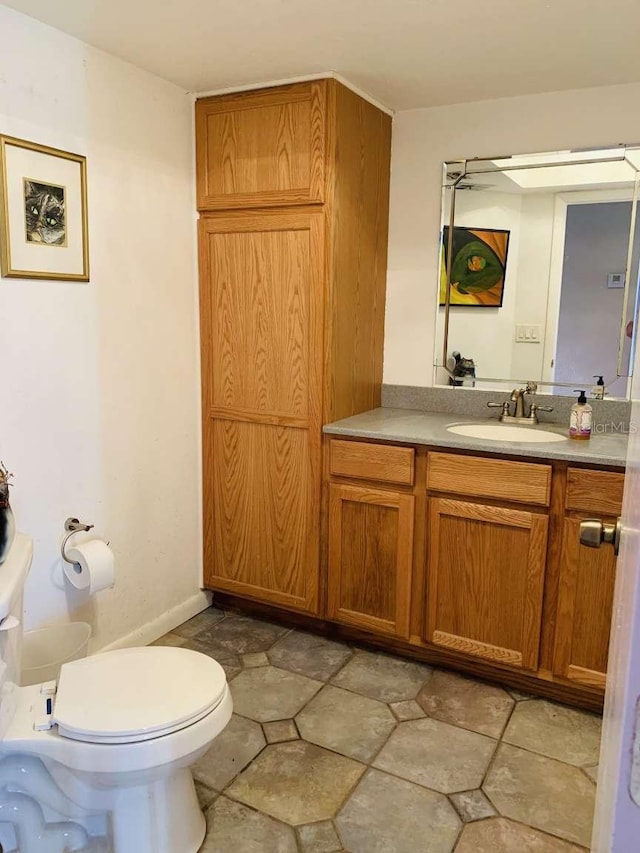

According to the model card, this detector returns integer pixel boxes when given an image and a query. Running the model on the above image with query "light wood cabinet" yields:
[330,440,415,486]
[197,80,391,612]
[552,515,617,689]
[327,484,414,638]
[425,497,548,671]
[322,441,624,707]
[552,468,623,689]
[196,82,326,210]
[200,211,324,612]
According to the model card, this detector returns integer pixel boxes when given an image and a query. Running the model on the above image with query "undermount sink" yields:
[447,423,567,443]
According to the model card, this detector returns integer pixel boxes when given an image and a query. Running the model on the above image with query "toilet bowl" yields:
[0,534,232,853]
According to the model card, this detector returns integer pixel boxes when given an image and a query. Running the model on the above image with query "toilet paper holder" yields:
[61,517,94,565]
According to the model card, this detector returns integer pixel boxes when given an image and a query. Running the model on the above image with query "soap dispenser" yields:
[591,375,605,399]
[569,390,592,440]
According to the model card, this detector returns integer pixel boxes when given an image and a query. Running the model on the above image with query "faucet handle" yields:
[529,403,553,422]
[487,401,510,417]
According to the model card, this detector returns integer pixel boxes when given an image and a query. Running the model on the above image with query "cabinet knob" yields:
[580,518,622,556]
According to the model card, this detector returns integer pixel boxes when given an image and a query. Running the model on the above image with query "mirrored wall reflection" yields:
[434,147,640,397]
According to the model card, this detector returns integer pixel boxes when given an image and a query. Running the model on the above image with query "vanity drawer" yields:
[329,439,415,486]
[427,452,551,506]
[566,468,625,516]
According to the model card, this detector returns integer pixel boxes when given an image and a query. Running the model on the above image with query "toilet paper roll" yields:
[63,539,115,593]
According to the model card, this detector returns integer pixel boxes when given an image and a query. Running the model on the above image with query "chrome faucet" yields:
[487,385,553,425]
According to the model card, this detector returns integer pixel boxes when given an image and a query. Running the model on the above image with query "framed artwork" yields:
[0,135,89,281]
[439,226,509,307]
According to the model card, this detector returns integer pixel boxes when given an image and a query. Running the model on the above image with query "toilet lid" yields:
[53,646,227,744]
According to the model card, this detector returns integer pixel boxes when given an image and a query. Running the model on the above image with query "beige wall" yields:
[0,6,208,649]
[385,81,640,386]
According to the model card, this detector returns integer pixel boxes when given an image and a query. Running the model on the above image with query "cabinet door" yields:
[553,516,617,690]
[199,211,324,613]
[196,81,326,210]
[426,498,548,671]
[328,484,414,638]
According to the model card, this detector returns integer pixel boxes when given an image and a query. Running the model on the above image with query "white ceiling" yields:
[4,0,640,110]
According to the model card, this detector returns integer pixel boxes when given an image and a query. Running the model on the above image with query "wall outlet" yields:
[515,324,542,343]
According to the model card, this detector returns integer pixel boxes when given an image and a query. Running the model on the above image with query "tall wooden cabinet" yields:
[196,80,392,613]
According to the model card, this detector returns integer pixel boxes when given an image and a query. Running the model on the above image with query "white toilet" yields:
[0,534,232,853]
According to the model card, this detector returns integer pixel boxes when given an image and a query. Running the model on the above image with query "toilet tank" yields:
[0,535,32,733]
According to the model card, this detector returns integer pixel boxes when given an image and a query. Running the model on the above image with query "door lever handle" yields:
[580,518,622,556]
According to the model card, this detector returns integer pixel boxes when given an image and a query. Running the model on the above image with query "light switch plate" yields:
[515,324,542,343]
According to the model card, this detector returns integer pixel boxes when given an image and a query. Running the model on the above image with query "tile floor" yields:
[154,607,601,853]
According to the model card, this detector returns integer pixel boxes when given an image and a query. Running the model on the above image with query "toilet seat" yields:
[52,646,227,744]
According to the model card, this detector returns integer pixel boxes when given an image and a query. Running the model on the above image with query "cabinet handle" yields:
[580,518,622,556]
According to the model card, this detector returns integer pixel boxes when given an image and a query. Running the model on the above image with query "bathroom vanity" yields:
[321,407,626,711]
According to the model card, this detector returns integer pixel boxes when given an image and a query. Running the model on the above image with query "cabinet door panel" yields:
[206,226,311,422]
[196,82,325,210]
[553,516,617,689]
[426,498,548,670]
[206,420,318,609]
[200,211,323,613]
[328,484,414,637]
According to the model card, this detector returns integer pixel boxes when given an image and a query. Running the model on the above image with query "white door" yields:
[592,342,640,849]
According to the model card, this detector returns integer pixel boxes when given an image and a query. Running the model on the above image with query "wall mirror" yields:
[434,146,640,397]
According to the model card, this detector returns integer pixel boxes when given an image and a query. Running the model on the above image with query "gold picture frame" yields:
[0,135,89,281]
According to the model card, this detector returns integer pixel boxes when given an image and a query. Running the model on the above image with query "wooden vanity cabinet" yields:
[323,437,623,709]
[326,440,416,637]
[425,497,548,671]
[327,484,414,638]
[197,81,392,613]
[424,452,551,671]
[552,469,624,689]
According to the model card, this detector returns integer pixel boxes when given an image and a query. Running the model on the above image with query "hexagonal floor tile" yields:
[192,714,265,791]
[331,650,431,702]
[296,684,396,762]
[483,743,596,847]
[455,817,586,852]
[231,666,322,722]
[196,613,289,654]
[227,741,365,825]
[373,717,496,793]
[200,796,298,853]
[336,768,461,853]
[502,699,601,766]
[417,670,514,738]
[268,629,353,681]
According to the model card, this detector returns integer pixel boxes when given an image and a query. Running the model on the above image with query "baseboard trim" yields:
[95,590,213,653]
